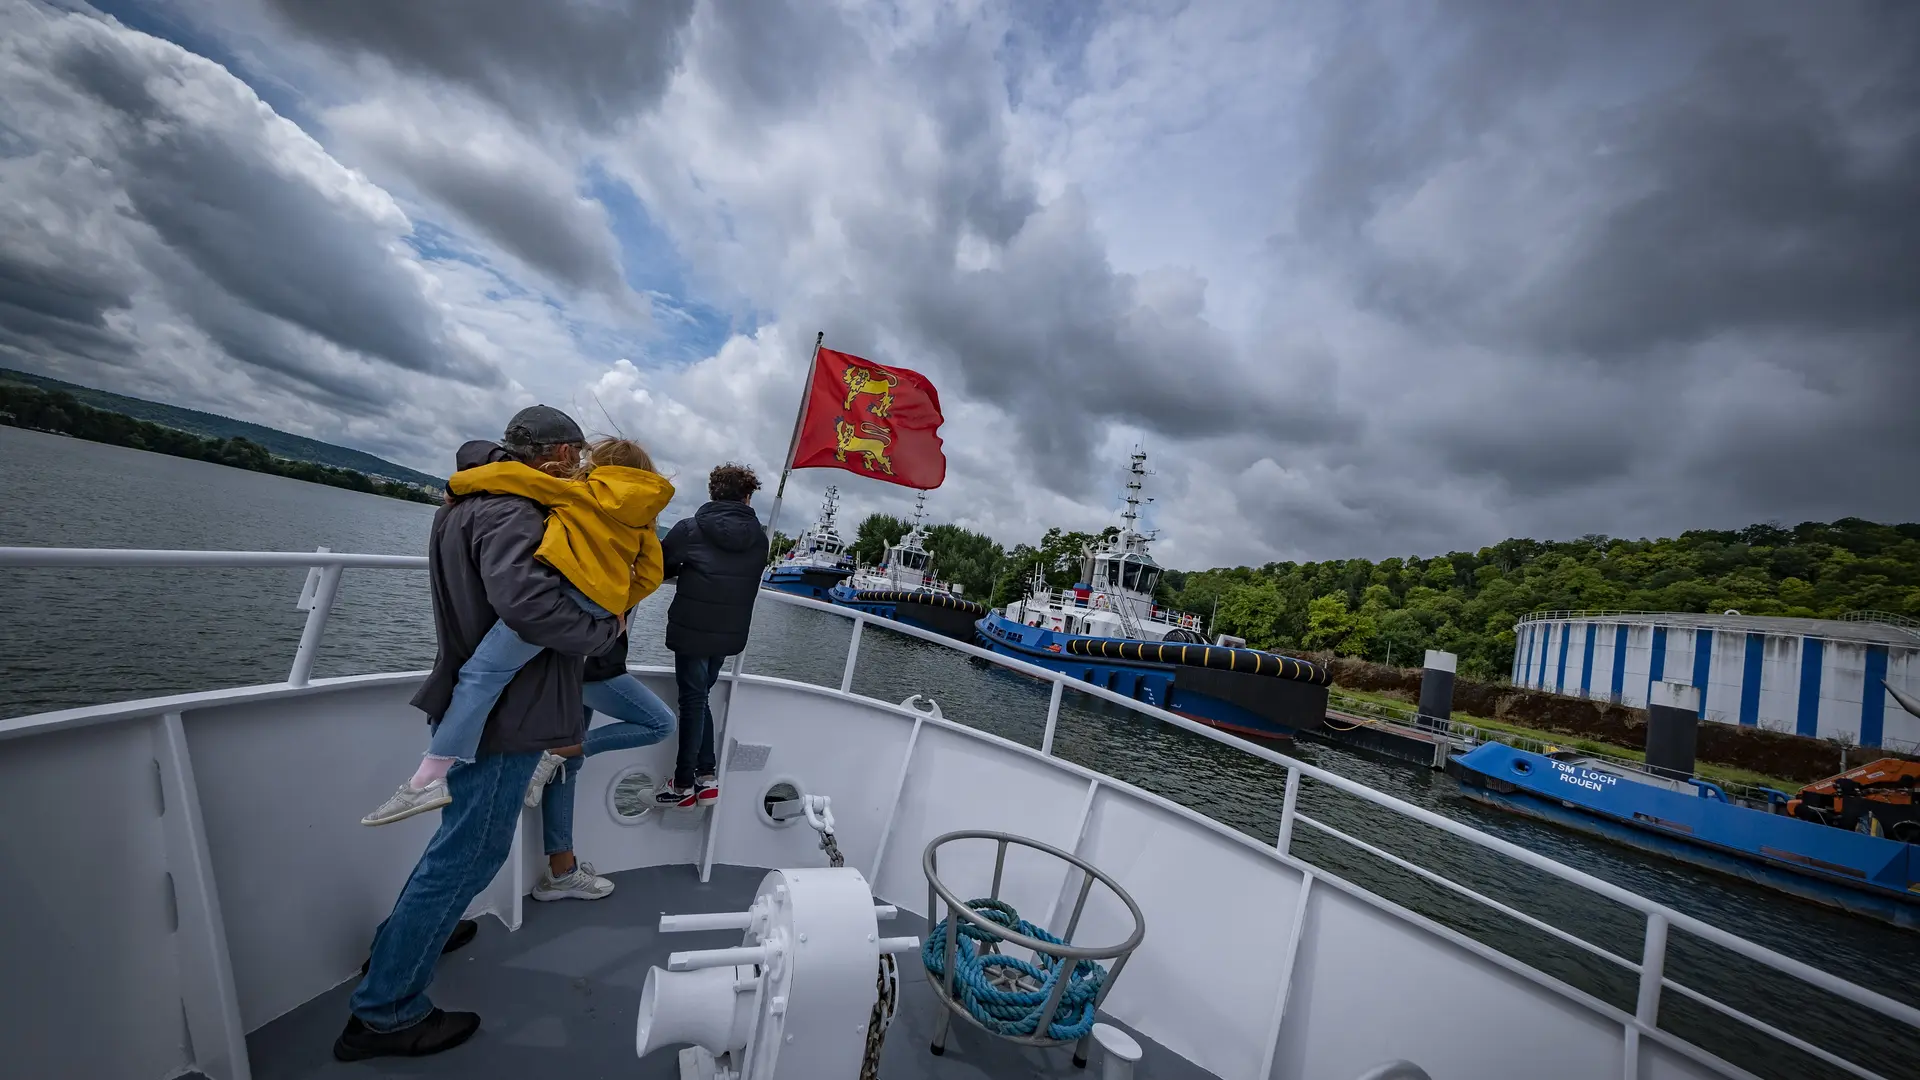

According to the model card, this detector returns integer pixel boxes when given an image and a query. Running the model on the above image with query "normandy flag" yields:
[787,345,947,490]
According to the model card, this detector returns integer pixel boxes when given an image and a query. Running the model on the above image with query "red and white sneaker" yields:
[652,783,697,810]
[695,775,720,805]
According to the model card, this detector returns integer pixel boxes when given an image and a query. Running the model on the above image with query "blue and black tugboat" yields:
[761,486,855,601]
[974,451,1330,740]
[827,491,985,641]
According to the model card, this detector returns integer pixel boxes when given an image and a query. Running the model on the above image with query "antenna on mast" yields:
[1121,449,1146,532]
[1120,447,1157,550]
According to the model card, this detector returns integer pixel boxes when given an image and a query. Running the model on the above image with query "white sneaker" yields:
[361,779,450,826]
[524,751,567,808]
[532,860,614,902]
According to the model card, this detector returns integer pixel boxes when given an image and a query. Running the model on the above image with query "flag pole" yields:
[762,330,824,546]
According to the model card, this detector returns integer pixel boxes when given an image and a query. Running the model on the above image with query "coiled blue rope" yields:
[921,898,1106,1041]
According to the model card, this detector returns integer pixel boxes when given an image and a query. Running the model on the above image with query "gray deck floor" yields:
[246,863,1214,1079]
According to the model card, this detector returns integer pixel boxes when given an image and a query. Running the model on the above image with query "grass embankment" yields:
[1330,686,1803,794]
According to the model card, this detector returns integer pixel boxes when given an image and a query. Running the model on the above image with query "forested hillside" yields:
[1164,520,1920,679]
[0,382,439,505]
[825,511,1919,682]
[0,368,442,487]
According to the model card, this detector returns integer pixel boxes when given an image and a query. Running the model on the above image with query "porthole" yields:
[1511,759,1533,776]
[759,779,803,829]
[608,766,656,825]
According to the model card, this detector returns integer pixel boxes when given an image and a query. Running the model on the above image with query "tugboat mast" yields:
[1122,451,1144,532]
[1117,448,1156,555]
[820,485,840,530]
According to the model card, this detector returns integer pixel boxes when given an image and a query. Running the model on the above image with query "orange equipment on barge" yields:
[1787,758,1920,843]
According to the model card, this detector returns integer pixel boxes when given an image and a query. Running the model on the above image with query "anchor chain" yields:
[804,796,896,1080]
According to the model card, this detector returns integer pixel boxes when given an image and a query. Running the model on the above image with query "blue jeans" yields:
[672,654,725,788]
[429,587,609,762]
[353,750,539,1031]
[541,674,676,856]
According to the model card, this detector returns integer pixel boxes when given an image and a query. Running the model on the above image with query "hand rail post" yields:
[287,548,342,688]
[1636,912,1668,1029]
[1040,677,1064,755]
[840,617,864,694]
[1276,767,1301,857]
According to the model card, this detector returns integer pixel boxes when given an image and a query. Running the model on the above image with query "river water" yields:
[0,425,1912,1079]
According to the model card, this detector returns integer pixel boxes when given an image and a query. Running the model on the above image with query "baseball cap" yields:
[502,404,586,454]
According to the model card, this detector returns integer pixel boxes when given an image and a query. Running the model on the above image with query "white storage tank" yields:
[1509,612,1920,750]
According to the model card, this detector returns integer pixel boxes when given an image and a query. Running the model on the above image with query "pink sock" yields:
[410,755,454,791]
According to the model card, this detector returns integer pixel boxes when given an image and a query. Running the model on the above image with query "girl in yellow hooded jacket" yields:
[363,438,677,829]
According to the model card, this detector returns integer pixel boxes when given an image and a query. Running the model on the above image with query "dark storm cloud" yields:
[897,200,1310,486]
[259,0,697,131]
[412,158,622,298]
[345,122,630,300]
[42,13,501,391]
[1273,0,1920,549]
[766,20,1349,496]
[1302,0,1920,356]
[1525,36,1920,358]
[0,2,511,446]
[0,249,137,364]
[137,241,400,412]
[697,0,860,117]
[258,0,698,305]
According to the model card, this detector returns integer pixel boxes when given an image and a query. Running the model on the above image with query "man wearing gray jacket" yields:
[335,406,624,1061]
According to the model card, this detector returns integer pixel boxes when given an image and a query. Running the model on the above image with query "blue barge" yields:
[1449,741,1920,930]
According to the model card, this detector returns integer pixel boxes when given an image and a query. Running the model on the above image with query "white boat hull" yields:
[3,668,1737,1080]
[2,547,1912,1080]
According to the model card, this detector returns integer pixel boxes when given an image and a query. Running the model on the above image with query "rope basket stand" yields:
[920,830,1146,1068]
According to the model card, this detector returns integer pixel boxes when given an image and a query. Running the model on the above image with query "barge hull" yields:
[1448,759,1920,932]
[1308,712,1452,768]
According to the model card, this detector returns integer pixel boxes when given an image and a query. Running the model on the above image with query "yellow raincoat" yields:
[447,462,675,614]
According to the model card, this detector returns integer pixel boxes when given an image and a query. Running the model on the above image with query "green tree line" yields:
[826,507,1918,682]
[1165,521,1920,679]
[1,383,438,505]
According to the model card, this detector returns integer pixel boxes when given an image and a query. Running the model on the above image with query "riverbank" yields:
[1323,655,1913,784]
[1330,685,1802,792]
[0,381,438,505]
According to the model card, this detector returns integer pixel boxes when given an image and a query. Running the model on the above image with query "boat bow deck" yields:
[242,863,1204,1080]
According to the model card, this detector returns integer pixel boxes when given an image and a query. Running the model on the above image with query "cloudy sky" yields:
[1,0,1914,568]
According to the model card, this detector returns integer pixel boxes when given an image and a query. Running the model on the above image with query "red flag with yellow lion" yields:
[789,347,947,490]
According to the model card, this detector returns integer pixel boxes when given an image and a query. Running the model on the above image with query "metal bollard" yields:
[1091,1023,1142,1079]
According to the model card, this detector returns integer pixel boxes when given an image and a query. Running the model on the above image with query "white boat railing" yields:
[1840,609,1920,637]
[1021,586,1205,632]
[3,545,1917,1080]
[1515,608,1918,647]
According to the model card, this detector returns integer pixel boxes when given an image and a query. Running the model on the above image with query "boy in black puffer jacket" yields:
[655,463,770,807]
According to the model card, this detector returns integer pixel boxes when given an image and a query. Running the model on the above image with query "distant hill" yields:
[0,368,442,487]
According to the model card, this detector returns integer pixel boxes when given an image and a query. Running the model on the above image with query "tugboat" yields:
[974,451,1330,739]
[827,491,985,641]
[761,486,855,601]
